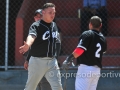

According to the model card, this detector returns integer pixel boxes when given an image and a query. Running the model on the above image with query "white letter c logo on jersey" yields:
[42,31,50,40]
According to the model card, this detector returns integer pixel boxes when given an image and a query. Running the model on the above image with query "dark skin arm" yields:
[72,51,80,59]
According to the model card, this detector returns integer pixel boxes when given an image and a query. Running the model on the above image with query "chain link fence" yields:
[0,0,120,70]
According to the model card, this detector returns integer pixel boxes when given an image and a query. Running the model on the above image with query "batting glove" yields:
[62,54,74,70]
[62,59,70,70]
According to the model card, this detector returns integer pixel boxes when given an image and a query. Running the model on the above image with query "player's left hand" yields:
[24,60,29,70]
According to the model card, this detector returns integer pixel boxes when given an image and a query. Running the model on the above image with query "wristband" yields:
[73,48,84,56]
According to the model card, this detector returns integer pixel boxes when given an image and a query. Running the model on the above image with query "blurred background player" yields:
[34,9,43,21]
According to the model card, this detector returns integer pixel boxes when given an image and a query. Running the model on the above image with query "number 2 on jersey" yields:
[95,43,101,58]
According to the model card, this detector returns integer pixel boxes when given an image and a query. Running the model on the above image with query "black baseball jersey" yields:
[28,20,61,57]
[77,30,107,68]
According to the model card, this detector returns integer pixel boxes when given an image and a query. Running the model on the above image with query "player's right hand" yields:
[19,41,30,54]
[24,60,28,70]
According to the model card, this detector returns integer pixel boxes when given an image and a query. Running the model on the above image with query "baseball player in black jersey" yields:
[19,3,63,90]
[23,9,52,90]
[23,9,43,70]
[62,16,107,90]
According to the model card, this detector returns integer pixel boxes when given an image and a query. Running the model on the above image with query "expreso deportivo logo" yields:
[48,71,120,79]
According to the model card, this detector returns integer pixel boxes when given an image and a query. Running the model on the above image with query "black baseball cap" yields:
[34,9,42,16]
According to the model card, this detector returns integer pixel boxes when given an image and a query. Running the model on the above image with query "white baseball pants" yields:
[75,64,100,90]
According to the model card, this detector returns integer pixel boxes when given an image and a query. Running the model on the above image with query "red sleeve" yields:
[73,48,84,56]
